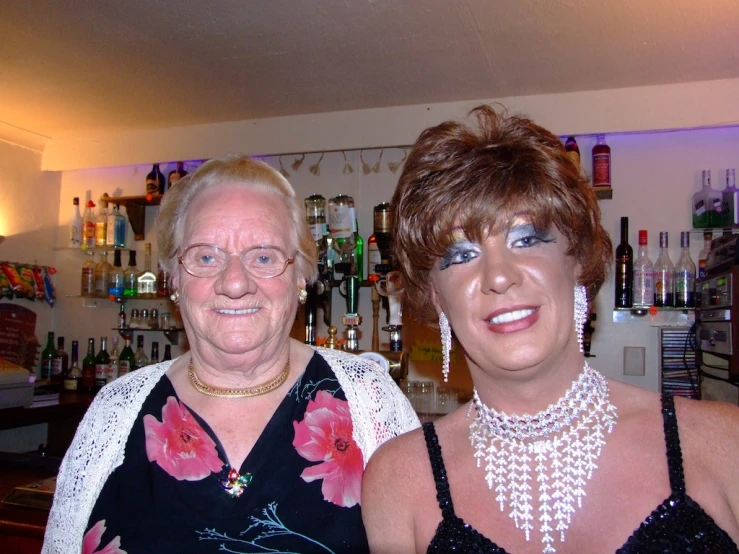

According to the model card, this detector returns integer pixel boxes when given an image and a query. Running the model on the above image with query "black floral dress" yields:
[82,352,369,554]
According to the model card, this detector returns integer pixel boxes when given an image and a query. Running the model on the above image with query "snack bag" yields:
[1,263,35,300]
[0,269,12,299]
[42,267,56,307]
[32,267,46,300]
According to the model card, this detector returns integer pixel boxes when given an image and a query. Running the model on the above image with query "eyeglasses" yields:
[178,244,296,279]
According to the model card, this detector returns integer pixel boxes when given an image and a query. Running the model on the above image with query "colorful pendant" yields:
[219,467,253,498]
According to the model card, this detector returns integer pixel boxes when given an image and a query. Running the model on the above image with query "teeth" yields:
[216,308,258,315]
[490,308,535,324]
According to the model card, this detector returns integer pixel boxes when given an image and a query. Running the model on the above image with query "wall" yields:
[0,140,61,451]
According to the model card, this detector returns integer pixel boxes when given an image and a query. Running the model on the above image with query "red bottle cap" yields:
[638,230,648,245]
[86,200,96,208]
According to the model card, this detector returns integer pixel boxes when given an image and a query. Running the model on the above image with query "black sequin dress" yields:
[423,394,739,554]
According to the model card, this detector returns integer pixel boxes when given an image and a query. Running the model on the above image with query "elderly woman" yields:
[362,106,739,553]
[43,155,418,554]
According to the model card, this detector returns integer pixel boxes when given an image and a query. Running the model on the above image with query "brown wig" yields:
[391,105,612,325]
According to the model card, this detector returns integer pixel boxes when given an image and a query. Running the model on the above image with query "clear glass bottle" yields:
[129,308,141,329]
[632,230,654,307]
[95,198,108,247]
[123,250,139,298]
[150,341,160,364]
[328,195,356,254]
[94,251,112,297]
[108,250,125,299]
[305,194,328,272]
[137,243,157,298]
[106,204,127,248]
[654,232,675,307]
[134,335,149,369]
[82,200,97,249]
[722,169,738,227]
[69,197,82,248]
[107,335,120,383]
[675,231,696,308]
[94,336,110,391]
[63,340,82,392]
[698,231,713,281]
[81,251,96,296]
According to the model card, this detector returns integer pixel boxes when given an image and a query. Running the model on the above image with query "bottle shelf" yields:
[614,306,695,316]
[594,188,612,200]
[101,194,163,241]
[113,327,184,345]
[65,294,171,304]
[690,227,739,235]
[55,246,133,252]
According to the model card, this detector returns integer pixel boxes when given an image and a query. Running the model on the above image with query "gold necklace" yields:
[187,358,290,398]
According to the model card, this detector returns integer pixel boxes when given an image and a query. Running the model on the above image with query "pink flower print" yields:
[144,396,224,481]
[293,390,363,508]
[82,520,127,554]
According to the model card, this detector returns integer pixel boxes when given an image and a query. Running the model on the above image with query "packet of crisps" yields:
[32,267,46,300]
[0,268,13,299]
[42,267,56,307]
[17,265,38,301]
[1,262,35,300]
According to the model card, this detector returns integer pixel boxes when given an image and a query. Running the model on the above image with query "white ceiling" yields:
[2,0,738,141]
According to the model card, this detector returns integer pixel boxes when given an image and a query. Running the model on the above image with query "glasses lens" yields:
[182,245,228,277]
[242,247,289,278]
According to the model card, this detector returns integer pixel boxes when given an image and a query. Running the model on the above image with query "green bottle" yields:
[94,336,110,391]
[354,219,364,280]
[81,338,96,393]
[40,331,56,380]
[118,337,135,376]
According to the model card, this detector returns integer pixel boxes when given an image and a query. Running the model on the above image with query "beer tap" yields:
[340,274,362,352]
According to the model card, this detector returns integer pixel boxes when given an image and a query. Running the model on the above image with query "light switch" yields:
[623,346,646,376]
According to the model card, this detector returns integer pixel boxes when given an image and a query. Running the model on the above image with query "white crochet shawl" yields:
[42,347,419,554]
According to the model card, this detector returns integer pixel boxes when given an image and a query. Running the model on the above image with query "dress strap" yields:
[422,421,456,519]
[660,394,686,495]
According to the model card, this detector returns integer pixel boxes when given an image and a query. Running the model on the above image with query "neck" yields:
[469,343,586,416]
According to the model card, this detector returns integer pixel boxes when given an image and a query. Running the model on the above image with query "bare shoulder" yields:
[673,396,739,459]
[363,425,428,494]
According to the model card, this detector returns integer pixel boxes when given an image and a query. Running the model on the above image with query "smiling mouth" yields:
[488,308,536,324]
[215,308,259,315]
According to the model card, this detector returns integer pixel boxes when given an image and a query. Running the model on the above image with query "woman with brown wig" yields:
[362,106,739,553]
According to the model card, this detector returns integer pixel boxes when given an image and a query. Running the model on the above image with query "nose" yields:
[214,254,257,297]
[479,245,523,295]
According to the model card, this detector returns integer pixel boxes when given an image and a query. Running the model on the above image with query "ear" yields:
[170,265,181,291]
[429,278,444,318]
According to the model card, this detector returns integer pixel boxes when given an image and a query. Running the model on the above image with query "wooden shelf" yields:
[594,188,612,200]
[101,194,163,241]
[113,327,184,345]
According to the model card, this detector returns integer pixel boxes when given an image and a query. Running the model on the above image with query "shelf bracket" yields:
[123,203,146,241]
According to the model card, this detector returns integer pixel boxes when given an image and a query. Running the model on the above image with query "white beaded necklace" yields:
[468,362,618,554]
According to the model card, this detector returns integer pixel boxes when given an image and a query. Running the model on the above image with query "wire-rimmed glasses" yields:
[178,244,295,279]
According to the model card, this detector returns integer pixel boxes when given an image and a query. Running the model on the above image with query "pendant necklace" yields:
[468,362,618,554]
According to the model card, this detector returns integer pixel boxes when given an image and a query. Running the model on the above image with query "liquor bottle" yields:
[81,338,96,393]
[162,344,172,362]
[692,170,722,228]
[305,194,328,274]
[354,218,364,279]
[654,232,675,307]
[156,261,170,298]
[368,203,393,282]
[146,164,165,196]
[150,341,160,364]
[167,161,188,190]
[137,243,157,298]
[69,197,82,248]
[632,230,654,307]
[134,335,149,369]
[592,134,611,188]
[94,251,112,297]
[52,336,69,385]
[106,204,127,248]
[118,303,127,329]
[40,331,56,380]
[94,336,110,390]
[328,195,356,254]
[107,335,120,383]
[614,216,633,308]
[108,250,125,299]
[675,232,696,308]
[564,136,580,165]
[82,200,97,249]
[81,251,96,296]
[63,340,82,392]
[123,250,139,298]
[698,231,713,281]
[95,198,108,247]
[722,169,738,227]
[118,337,135,376]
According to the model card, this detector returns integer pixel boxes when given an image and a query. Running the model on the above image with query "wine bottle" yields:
[52,336,69,385]
[63,340,82,392]
[654,232,675,307]
[94,336,110,390]
[40,331,56,380]
[119,337,135,376]
[614,216,633,308]
[81,338,96,393]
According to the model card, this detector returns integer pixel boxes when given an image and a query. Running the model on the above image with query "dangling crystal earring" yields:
[297,285,308,305]
[439,311,452,382]
[574,284,588,353]
[170,290,180,305]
